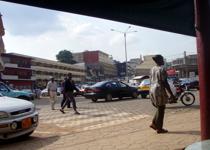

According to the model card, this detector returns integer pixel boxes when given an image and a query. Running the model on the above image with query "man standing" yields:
[60,73,80,114]
[149,55,176,134]
[47,77,57,110]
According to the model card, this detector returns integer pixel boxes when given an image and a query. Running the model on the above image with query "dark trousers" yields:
[61,93,71,108]
[62,92,77,111]
[152,105,165,130]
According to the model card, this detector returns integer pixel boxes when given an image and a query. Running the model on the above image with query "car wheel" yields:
[141,94,147,99]
[105,93,112,101]
[91,98,98,102]
[132,91,138,98]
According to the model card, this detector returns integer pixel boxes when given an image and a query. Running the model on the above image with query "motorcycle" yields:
[152,83,195,107]
[173,84,195,106]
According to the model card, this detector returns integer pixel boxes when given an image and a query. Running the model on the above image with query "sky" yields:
[0,1,197,62]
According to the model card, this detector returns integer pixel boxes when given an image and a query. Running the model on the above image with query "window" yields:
[0,83,9,92]
[111,82,118,88]
[105,83,112,88]
[118,82,127,88]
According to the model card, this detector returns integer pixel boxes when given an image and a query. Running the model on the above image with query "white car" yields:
[0,93,38,140]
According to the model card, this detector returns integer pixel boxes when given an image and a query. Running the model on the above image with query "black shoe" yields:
[157,129,168,134]
[150,124,157,131]
[60,109,65,114]
[74,111,80,115]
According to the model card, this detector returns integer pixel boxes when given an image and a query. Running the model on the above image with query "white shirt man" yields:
[46,77,57,110]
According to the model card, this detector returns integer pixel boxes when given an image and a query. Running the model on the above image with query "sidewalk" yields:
[1,107,201,150]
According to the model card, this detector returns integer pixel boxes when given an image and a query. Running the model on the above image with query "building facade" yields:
[170,53,198,78]
[0,53,35,90]
[31,56,86,88]
[73,52,84,63]
[116,62,126,78]
[127,58,143,77]
[1,53,86,89]
[73,50,117,81]
[135,55,156,76]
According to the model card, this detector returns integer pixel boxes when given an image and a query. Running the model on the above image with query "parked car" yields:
[138,79,177,98]
[187,80,199,90]
[41,88,61,97]
[83,80,139,102]
[0,93,38,140]
[21,89,36,100]
[0,82,34,101]
[179,78,199,90]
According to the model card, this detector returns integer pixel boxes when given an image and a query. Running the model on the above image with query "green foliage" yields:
[56,50,77,64]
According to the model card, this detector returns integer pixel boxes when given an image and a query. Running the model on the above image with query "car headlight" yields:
[31,105,36,113]
[0,111,9,119]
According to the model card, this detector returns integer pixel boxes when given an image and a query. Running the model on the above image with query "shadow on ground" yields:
[0,135,60,150]
[166,105,199,110]
[168,130,200,136]
[92,97,140,103]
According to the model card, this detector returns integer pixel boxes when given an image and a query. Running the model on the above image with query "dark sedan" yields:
[83,81,139,102]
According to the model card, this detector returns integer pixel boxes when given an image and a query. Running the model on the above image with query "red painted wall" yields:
[83,51,99,63]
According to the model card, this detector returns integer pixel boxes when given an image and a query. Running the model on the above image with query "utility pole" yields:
[111,26,137,82]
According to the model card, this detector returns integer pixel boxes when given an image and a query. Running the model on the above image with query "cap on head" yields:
[152,54,164,65]
[152,55,164,62]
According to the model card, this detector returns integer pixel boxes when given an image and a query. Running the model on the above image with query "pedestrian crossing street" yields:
[36,106,150,133]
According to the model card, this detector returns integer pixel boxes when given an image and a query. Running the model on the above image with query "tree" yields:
[56,50,77,64]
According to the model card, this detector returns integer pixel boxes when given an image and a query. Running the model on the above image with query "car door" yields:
[117,82,130,97]
[104,81,119,98]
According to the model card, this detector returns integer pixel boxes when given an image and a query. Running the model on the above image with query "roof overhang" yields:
[2,0,195,36]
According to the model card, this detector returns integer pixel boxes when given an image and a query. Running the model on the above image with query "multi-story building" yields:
[73,52,84,63]
[73,50,117,81]
[116,62,126,78]
[135,55,156,76]
[1,53,86,89]
[0,53,35,90]
[31,56,86,88]
[170,52,198,78]
[127,58,143,77]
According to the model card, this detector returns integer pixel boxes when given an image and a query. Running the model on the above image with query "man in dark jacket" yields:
[60,77,71,108]
[60,73,80,114]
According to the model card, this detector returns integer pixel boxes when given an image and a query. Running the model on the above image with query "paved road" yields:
[0,91,199,149]
[33,91,199,135]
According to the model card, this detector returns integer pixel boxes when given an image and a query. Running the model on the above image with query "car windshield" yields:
[91,81,107,87]
[140,79,150,86]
